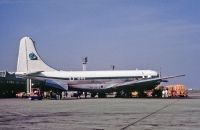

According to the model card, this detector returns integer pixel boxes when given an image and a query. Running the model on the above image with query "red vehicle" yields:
[29,88,42,100]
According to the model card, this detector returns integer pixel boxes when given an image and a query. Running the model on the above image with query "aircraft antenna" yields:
[111,65,115,70]
[159,67,162,78]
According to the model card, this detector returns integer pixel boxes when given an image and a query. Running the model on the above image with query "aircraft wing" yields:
[161,74,185,82]
[108,74,185,91]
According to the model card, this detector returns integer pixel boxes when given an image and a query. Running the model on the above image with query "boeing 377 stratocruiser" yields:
[16,37,185,97]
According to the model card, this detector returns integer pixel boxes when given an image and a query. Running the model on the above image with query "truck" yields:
[166,84,188,97]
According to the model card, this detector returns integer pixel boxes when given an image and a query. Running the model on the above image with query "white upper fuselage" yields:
[33,70,158,80]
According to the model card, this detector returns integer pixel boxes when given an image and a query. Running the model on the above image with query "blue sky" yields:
[0,0,200,88]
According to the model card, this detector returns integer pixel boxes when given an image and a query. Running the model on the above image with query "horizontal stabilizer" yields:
[25,71,44,76]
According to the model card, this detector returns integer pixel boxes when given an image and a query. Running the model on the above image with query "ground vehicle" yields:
[16,92,28,98]
[29,88,42,100]
[167,84,188,97]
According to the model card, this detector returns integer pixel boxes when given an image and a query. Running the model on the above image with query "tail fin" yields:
[17,37,56,73]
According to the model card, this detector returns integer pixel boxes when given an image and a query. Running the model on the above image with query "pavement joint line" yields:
[120,99,180,130]
[0,108,29,117]
[9,111,29,117]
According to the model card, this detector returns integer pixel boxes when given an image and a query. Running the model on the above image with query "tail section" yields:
[17,37,56,73]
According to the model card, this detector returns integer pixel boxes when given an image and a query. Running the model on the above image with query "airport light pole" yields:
[82,57,88,71]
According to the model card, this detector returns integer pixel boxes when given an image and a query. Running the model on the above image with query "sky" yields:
[0,0,200,88]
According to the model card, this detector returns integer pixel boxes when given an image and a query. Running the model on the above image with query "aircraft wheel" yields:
[116,90,131,98]
[91,93,96,98]
[138,91,147,98]
[98,93,106,98]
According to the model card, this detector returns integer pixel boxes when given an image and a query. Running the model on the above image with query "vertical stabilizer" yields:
[17,37,56,73]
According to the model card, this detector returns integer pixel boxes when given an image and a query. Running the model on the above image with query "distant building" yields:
[0,71,63,98]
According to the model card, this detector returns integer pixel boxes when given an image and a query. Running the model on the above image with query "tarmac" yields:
[1,93,200,130]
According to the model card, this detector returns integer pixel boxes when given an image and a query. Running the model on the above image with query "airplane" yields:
[16,37,185,98]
